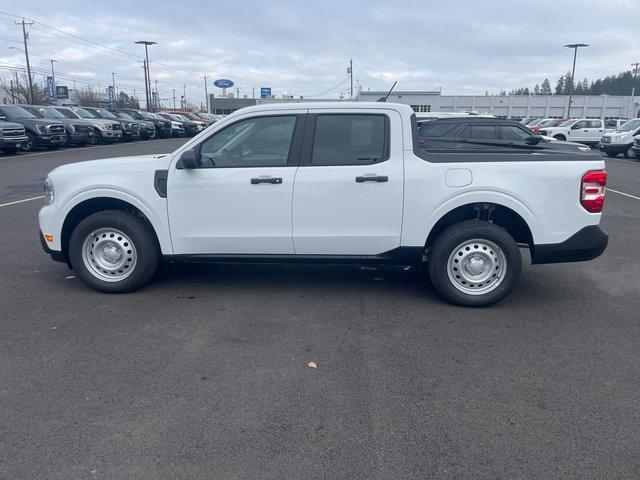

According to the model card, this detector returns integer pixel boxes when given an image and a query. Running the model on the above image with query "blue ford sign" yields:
[260,87,271,98]
[214,79,234,88]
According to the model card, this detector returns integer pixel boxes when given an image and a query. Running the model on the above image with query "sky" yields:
[0,0,638,107]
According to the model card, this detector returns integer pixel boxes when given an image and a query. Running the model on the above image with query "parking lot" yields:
[1,141,639,479]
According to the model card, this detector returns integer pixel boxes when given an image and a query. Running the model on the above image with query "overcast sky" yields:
[0,0,638,106]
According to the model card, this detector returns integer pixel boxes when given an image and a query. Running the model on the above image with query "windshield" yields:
[91,108,118,119]
[1,105,37,118]
[55,108,80,119]
[21,106,46,118]
[616,119,640,132]
[175,114,190,121]
[37,106,66,118]
[73,108,98,119]
[115,112,134,120]
[559,119,575,127]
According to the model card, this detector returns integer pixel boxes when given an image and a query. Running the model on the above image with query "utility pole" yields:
[564,43,588,118]
[9,80,15,103]
[203,75,209,113]
[50,59,57,102]
[236,86,240,98]
[349,59,353,99]
[15,18,35,104]
[252,87,255,99]
[631,62,639,118]
[111,72,117,106]
[172,88,176,109]
[183,84,186,111]
[154,79,159,109]
[141,60,150,110]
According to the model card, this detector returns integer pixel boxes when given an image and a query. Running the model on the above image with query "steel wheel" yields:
[81,228,137,282]
[446,238,507,295]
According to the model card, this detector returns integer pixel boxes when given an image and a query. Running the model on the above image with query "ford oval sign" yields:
[213,79,234,88]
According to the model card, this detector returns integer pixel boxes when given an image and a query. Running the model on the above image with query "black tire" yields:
[623,146,634,158]
[68,210,160,293]
[427,220,522,307]
[92,128,103,144]
[23,132,37,151]
[553,135,566,141]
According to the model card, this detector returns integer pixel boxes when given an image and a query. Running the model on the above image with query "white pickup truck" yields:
[39,102,608,306]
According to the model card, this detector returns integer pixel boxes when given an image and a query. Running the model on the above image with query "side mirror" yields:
[571,123,581,130]
[525,135,542,145]
[0,115,5,121]
[178,149,198,169]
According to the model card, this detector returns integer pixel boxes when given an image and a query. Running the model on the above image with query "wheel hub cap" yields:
[447,239,507,295]
[81,228,137,282]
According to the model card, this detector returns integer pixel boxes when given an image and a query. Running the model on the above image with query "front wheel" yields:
[68,210,160,293]
[623,146,635,159]
[553,135,566,141]
[427,220,522,307]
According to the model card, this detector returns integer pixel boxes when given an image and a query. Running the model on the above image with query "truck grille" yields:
[112,123,122,131]
[0,127,25,138]
[45,124,65,134]
[600,136,611,144]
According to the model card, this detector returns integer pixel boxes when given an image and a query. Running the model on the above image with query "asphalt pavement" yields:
[1,141,639,479]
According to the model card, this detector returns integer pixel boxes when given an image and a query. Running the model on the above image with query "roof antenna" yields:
[377,81,397,102]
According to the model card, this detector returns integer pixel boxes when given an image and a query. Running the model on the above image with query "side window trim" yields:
[183,113,305,169]
[299,113,391,166]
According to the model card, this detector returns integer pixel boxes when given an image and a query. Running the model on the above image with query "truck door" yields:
[291,109,404,255]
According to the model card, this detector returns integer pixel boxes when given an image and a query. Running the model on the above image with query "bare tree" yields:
[0,71,48,104]
[74,86,102,107]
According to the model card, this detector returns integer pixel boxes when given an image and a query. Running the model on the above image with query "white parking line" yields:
[607,188,640,201]
[0,196,45,208]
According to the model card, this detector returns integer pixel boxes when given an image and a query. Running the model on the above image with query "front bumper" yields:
[100,130,123,141]
[0,135,28,148]
[531,225,608,264]
[35,134,68,146]
[598,143,631,155]
[39,230,67,264]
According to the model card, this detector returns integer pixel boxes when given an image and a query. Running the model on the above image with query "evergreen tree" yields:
[554,76,564,95]
[533,84,540,95]
[540,78,552,95]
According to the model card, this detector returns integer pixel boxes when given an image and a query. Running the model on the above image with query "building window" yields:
[410,105,431,113]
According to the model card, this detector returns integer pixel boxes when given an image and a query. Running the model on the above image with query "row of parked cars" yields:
[520,116,640,159]
[0,104,223,154]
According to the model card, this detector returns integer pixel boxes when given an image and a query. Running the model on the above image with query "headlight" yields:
[578,146,591,152]
[104,123,112,130]
[35,124,45,134]
[43,176,54,205]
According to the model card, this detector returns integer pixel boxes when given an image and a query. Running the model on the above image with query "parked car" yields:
[529,118,568,135]
[38,102,608,307]
[115,109,172,138]
[538,118,605,144]
[157,113,199,136]
[111,111,156,139]
[20,105,94,147]
[54,106,122,144]
[81,107,141,141]
[417,117,591,153]
[0,120,28,154]
[598,118,640,158]
[604,118,628,132]
[153,113,186,137]
[630,136,640,159]
[163,110,212,128]
[0,104,67,151]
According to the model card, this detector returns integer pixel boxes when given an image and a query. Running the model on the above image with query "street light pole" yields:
[564,43,588,118]
[203,75,209,113]
[111,72,117,107]
[134,40,157,111]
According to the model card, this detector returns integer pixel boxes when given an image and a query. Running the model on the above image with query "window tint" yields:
[199,115,296,168]
[605,120,618,128]
[573,121,587,129]
[501,125,532,141]
[462,125,497,139]
[587,120,602,128]
[311,114,387,165]
[418,122,458,137]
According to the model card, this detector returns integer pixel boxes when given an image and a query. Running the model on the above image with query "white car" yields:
[538,118,605,144]
[39,102,608,306]
[598,118,640,158]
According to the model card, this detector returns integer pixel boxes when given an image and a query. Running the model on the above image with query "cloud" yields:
[0,0,638,104]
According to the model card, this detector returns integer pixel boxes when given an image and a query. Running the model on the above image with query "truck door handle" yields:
[251,176,282,185]
[355,175,388,183]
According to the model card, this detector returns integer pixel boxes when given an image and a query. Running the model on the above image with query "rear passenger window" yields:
[462,125,497,139]
[588,120,602,128]
[311,114,388,165]
[418,122,457,137]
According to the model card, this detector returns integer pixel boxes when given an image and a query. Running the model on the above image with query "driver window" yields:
[199,116,297,168]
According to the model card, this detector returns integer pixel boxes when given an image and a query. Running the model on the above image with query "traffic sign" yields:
[260,87,271,98]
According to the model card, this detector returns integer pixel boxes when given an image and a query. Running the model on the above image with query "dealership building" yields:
[357,90,639,120]
[208,90,639,119]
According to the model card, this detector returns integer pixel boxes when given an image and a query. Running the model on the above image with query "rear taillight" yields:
[580,170,607,213]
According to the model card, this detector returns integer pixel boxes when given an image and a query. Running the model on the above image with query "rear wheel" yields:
[623,145,634,158]
[68,210,160,293]
[427,220,522,307]
[553,134,566,141]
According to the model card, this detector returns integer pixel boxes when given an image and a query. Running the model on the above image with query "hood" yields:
[0,120,25,129]
[51,154,173,179]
